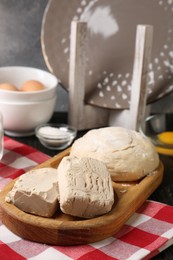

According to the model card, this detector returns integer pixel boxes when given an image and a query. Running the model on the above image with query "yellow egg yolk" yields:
[157,131,173,145]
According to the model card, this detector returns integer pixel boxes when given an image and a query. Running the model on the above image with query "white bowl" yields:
[0,66,58,102]
[0,96,57,137]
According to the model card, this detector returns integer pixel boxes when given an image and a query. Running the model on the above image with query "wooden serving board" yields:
[0,148,164,246]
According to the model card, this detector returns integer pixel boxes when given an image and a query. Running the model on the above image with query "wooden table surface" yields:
[11,112,173,260]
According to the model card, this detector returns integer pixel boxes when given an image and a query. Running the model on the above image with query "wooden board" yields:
[0,148,164,246]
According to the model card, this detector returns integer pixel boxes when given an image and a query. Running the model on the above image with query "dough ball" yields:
[70,127,159,181]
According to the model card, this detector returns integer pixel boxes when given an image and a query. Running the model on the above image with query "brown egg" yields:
[0,83,18,91]
[20,80,45,92]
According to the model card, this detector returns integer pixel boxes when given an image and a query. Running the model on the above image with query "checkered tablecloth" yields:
[1,136,173,260]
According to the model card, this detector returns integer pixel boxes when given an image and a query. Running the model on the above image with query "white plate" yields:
[41,0,173,109]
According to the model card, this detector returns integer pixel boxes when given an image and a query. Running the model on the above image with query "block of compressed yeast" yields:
[6,168,59,217]
[70,127,160,181]
[57,156,115,218]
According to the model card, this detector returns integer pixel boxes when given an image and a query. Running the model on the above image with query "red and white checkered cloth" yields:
[0,136,173,260]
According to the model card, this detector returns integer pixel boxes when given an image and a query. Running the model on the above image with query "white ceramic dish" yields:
[0,66,58,102]
[0,96,57,137]
[35,123,77,150]
[41,0,173,109]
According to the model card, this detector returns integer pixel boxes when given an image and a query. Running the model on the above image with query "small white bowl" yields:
[35,124,77,150]
[0,66,58,102]
[0,96,57,137]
